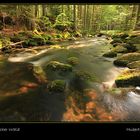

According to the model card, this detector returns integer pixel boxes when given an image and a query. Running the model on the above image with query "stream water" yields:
[0,37,140,122]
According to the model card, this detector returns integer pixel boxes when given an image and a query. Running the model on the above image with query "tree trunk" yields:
[73,5,77,31]
[134,5,140,30]
[42,5,47,16]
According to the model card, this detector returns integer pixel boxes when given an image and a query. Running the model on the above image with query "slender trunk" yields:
[134,5,140,30]
[74,5,77,30]
[42,5,47,16]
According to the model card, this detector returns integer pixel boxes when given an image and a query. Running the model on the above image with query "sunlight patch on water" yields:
[8,48,51,62]
[30,55,55,66]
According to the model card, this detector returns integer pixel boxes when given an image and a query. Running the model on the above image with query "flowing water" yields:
[0,37,140,122]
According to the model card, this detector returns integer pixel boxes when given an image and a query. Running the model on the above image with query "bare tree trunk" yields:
[42,5,47,16]
[134,5,140,30]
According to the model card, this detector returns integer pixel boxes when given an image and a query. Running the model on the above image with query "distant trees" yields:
[0,4,139,33]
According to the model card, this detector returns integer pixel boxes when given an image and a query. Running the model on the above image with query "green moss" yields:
[126,36,140,44]
[67,57,79,66]
[103,51,117,58]
[46,61,72,72]
[123,43,137,52]
[41,34,52,41]
[110,38,123,45]
[112,33,129,39]
[112,45,128,53]
[114,53,140,67]
[48,80,66,92]
[33,66,47,82]
[74,71,95,82]
[115,69,140,87]
[127,61,140,69]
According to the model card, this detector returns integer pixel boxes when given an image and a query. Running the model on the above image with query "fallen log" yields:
[10,41,25,48]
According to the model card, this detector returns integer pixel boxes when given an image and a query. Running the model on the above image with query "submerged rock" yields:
[46,61,72,72]
[48,80,66,92]
[67,57,79,66]
[115,69,140,87]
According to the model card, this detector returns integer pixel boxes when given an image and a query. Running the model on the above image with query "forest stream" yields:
[0,36,140,122]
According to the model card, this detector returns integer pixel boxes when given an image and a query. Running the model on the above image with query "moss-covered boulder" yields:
[112,33,129,39]
[114,53,140,67]
[74,71,95,81]
[127,61,140,69]
[126,36,140,44]
[67,57,79,66]
[48,80,66,92]
[46,61,72,72]
[123,43,137,52]
[115,69,140,87]
[112,45,128,53]
[110,38,123,45]
[103,51,117,58]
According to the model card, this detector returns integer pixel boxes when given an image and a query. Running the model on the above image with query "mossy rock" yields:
[115,69,140,87]
[110,38,123,45]
[117,33,129,39]
[112,33,129,39]
[123,43,137,52]
[67,57,79,66]
[46,61,72,72]
[114,53,140,67]
[103,51,117,58]
[74,71,95,81]
[48,80,66,92]
[126,36,140,44]
[112,45,128,53]
[33,66,47,82]
[127,61,140,69]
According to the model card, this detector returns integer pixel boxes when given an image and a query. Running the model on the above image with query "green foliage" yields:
[0,36,11,48]
[48,80,66,92]
[54,34,63,39]
[54,13,72,31]
[46,61,72,72]
[41,34,52,41]
[38,16,52,31]
[45,41,55,45]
